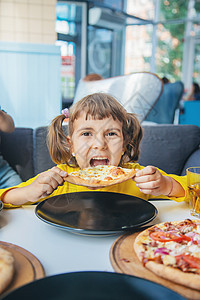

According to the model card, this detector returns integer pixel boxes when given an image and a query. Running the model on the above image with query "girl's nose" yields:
[92,135,106,149]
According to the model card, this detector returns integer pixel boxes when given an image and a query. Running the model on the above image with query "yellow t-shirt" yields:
[0,163,187,208]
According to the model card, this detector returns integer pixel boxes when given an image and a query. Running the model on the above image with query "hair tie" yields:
[62,108,69,118]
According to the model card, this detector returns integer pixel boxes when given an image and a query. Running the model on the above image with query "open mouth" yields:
[90,157,109,167]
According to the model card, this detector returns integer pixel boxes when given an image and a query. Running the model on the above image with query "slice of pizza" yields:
[0,247,15,294]
[134,219,200,290]
[64,165,136,188]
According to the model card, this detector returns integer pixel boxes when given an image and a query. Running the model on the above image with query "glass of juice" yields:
[187,167,200,218]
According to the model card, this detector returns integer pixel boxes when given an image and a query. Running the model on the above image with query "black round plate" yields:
[35,192,157,235]
[0,271,185,300]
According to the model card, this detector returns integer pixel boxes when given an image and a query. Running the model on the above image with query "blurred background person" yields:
[161,76,170,84]
[83,73,104,82]
[73,73,104,104]
[184,82,200,101]
[0,109,22,188]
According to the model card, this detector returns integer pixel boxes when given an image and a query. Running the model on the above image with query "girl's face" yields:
[69,112,124,169]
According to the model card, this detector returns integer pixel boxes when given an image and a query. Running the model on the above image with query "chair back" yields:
[0,128,34,181]
[179,100,200,127]
[74,72,163,122]
[145,81,184,124]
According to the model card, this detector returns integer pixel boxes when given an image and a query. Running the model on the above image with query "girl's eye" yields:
[82,132,91,136]
[107,132,117,136]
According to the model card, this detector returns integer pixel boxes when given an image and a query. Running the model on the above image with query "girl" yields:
[0,93,187,208]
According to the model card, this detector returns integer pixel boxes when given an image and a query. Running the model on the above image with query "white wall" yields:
[0,0,61,128]
[0,42,61,128]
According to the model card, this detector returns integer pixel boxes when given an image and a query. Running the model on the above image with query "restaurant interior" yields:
[0,0,200,299]
[0,0,200,128]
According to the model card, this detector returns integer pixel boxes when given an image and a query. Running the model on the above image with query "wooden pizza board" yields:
[0,241,45,296]
[110,232,200,300]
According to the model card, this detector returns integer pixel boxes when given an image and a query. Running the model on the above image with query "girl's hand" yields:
[133,166,171,196]
[28,167,68,202]
[2,167,68,206]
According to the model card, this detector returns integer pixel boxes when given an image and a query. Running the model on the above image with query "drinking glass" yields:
[187,167,200,218]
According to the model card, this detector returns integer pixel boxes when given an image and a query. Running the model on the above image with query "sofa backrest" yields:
[1,124,200,182]
[139,124,200,175]
[181,148,200,176]
[0,128,34,181]
[33,125,68,175]
[145,81,184,124]
[34,126,55,176]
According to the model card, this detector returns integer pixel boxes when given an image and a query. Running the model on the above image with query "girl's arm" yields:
[134,166,185,198]
[2,167,68,206]
[0,110,15,132]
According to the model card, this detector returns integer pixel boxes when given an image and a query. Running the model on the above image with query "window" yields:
[125,0,200,88]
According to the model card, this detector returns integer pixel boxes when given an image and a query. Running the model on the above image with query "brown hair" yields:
[83,73,103,81]
[48,93,143,167]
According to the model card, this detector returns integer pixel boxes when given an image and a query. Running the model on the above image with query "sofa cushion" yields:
[0,128,34,181]
[34,127,55,175]
[34,125,69,175]
[145,81,184,124]
[181,148,200,175]
[139,125,200,175]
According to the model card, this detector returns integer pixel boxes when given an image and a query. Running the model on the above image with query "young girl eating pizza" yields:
[0,93,187,208]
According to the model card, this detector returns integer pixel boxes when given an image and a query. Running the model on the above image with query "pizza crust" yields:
[145,260,200,290]
[65,167,136,188]
[134,220,200,291]
[0,247,15,294]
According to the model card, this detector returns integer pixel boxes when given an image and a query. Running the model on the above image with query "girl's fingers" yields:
[135,172,169,196]
[135,165,157,177]
[137,180,163,196]
[49,172,65,187]
[37,174,59,188]
[135,174,159,184]
[135,166,161,185]
[139,187,161,196]
[38,169,67,187]
[33,168,68,199]
[51,166,68,177]
[41,184,54,196]
[48,177,62,190]
[136,180,159,190]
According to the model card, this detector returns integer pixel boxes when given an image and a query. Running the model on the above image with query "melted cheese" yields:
[143,221,200,270]
[69,165,132,181]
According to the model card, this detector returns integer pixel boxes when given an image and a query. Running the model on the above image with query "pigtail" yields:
[122,113,143,163]
[47,115,71,165]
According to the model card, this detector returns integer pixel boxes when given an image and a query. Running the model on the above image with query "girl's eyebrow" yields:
[106,128,121,131]
[104,128,122,133]
[77,127,121,132]
[76,127,94,132]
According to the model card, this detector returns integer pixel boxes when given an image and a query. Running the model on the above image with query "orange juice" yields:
[188,183,200,216]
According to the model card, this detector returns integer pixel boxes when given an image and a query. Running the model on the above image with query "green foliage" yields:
[157,0,188,81]
[160,0,188,20]
[195,1,200,12]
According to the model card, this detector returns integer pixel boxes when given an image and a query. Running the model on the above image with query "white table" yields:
[0,200,192,277]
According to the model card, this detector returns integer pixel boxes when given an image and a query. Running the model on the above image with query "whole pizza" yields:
[134,219,200,290]
[65,165,136,188]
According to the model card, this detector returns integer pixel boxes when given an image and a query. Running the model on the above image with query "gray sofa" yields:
[0,125,200,182]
